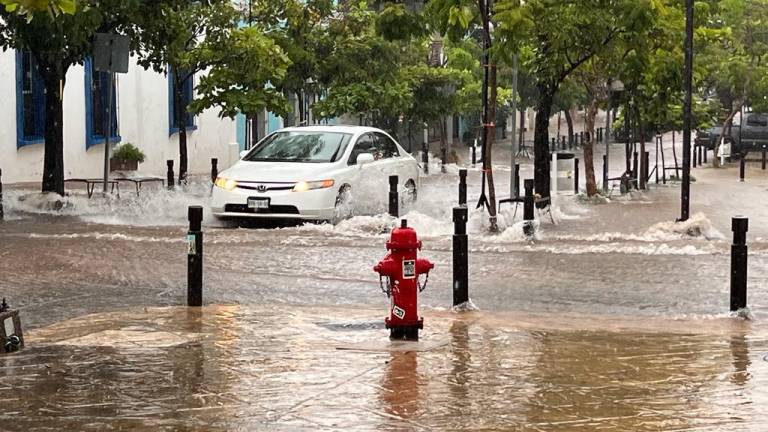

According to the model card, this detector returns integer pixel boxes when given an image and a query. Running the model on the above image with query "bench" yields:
[115,177,165,197]
[498,195,556,224]
[64,178,120,198]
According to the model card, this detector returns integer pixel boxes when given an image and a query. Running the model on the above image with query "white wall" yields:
[0,51,237,184]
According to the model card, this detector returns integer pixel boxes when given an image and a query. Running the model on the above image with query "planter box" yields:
[110,158,139,172]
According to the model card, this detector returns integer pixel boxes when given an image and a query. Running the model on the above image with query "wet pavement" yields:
[1,135,768,429]
[3,305,767,431]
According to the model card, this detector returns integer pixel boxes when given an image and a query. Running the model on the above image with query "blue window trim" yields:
[168,67,197,136]
[84,58,121,149]
[15,51,45,148]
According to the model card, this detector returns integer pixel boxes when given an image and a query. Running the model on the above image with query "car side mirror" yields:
[356,153,375,166]
[239,150,249,159]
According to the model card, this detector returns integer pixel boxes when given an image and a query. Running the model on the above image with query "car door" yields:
[347,133,387,213]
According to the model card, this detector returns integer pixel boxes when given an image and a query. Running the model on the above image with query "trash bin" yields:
[553,152,575,194]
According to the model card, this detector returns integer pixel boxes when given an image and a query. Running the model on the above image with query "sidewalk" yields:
[2,304,766,431]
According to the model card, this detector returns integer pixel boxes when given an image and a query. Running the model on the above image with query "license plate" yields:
[247,197,269,209]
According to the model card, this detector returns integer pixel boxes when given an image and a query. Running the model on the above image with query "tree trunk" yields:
[486,64,498,231]
[714,106,741,168]
[297,90,305,125]
[175,74,189,185]
[41,68,65,195]
[534,84,554,202]
[583,97,599,196]
[564,109,574,147]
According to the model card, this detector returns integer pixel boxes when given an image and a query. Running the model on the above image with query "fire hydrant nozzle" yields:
[373,223,434,341]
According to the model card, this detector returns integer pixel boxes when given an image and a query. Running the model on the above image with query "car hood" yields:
[220,160,337,183]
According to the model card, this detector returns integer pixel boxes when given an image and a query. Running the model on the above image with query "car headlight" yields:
[292,179,335,192]
[214,177,237,191]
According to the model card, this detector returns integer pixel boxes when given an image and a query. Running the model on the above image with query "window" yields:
[374,132,400,158]
[168,67,195,134]
[747,114,768,127]
[348,134,378,165]
[243,131,351,163]
[15,50,46,147]
[84,58,120,149]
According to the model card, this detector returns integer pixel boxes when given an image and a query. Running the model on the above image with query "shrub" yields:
[112,143,146,164]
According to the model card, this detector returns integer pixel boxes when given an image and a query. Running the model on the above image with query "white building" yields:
[0,49,239,184]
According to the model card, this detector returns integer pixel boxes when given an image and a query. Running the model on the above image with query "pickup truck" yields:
[695,113,768,155]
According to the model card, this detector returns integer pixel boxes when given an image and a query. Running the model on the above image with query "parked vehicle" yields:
[211,125,420,222]
[695,113,768,155]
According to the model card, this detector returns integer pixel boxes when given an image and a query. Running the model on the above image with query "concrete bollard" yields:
[422,142,429,175]
[187,206,203,307]
[523,179,535,238]
[574,158,580,195]
[458,169,467,206]
[0,168,4,221]
[452,206,469,307]
[211,158,218,183]
[740,156,746,182]
[693,144,697,168]
[730,216,749,312]
[167,160,175,190]
[389,175,399,218]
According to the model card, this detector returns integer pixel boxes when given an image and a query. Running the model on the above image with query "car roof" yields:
[277,125,388,136]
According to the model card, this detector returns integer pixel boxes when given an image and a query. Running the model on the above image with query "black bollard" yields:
[0,168,4,221]
[699,145,704,165]
[167,160,175,190]
[210,158,218,183]
[523,179,535,238]
[740,155,746,182]
[580,131,585,146]
[458,169,467,206]
[574,158,580,195]
[643,151,650,190]
[602,154,608,193]
[471,141,477,166]
[422,142,429,175]
[763,147,767,170]
[514,163,520,197]
[452,206,469,307]
[632,151,639,188]
[730,216,749,312]
[551,137,556,151]
[187,206,203,307]
[389,175,399,218]
[703,145,708,163]
[441,147,447,173]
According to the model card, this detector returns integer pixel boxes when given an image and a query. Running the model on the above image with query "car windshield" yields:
[244,131,352,163]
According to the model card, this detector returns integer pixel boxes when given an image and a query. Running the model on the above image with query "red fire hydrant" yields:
[374,220,434,340]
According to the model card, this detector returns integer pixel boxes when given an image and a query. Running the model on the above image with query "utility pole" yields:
[476,0,491,212]
[510,53,519,198]
[681,0,693,221]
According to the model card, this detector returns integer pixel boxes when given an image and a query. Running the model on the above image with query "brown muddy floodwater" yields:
[1,305,766,431]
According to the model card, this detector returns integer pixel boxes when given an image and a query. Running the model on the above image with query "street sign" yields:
[93,33,130,74]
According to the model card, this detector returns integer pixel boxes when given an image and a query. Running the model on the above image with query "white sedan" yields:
[211,125,420,222]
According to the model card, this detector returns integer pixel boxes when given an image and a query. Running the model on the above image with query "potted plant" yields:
[110,143,146,172]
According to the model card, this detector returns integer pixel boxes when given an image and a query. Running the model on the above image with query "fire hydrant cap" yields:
[386,226,421,250]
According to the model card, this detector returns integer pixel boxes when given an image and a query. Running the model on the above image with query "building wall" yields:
[0,51,238,184]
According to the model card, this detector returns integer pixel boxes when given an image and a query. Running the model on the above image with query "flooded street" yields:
[2,139,768,430]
